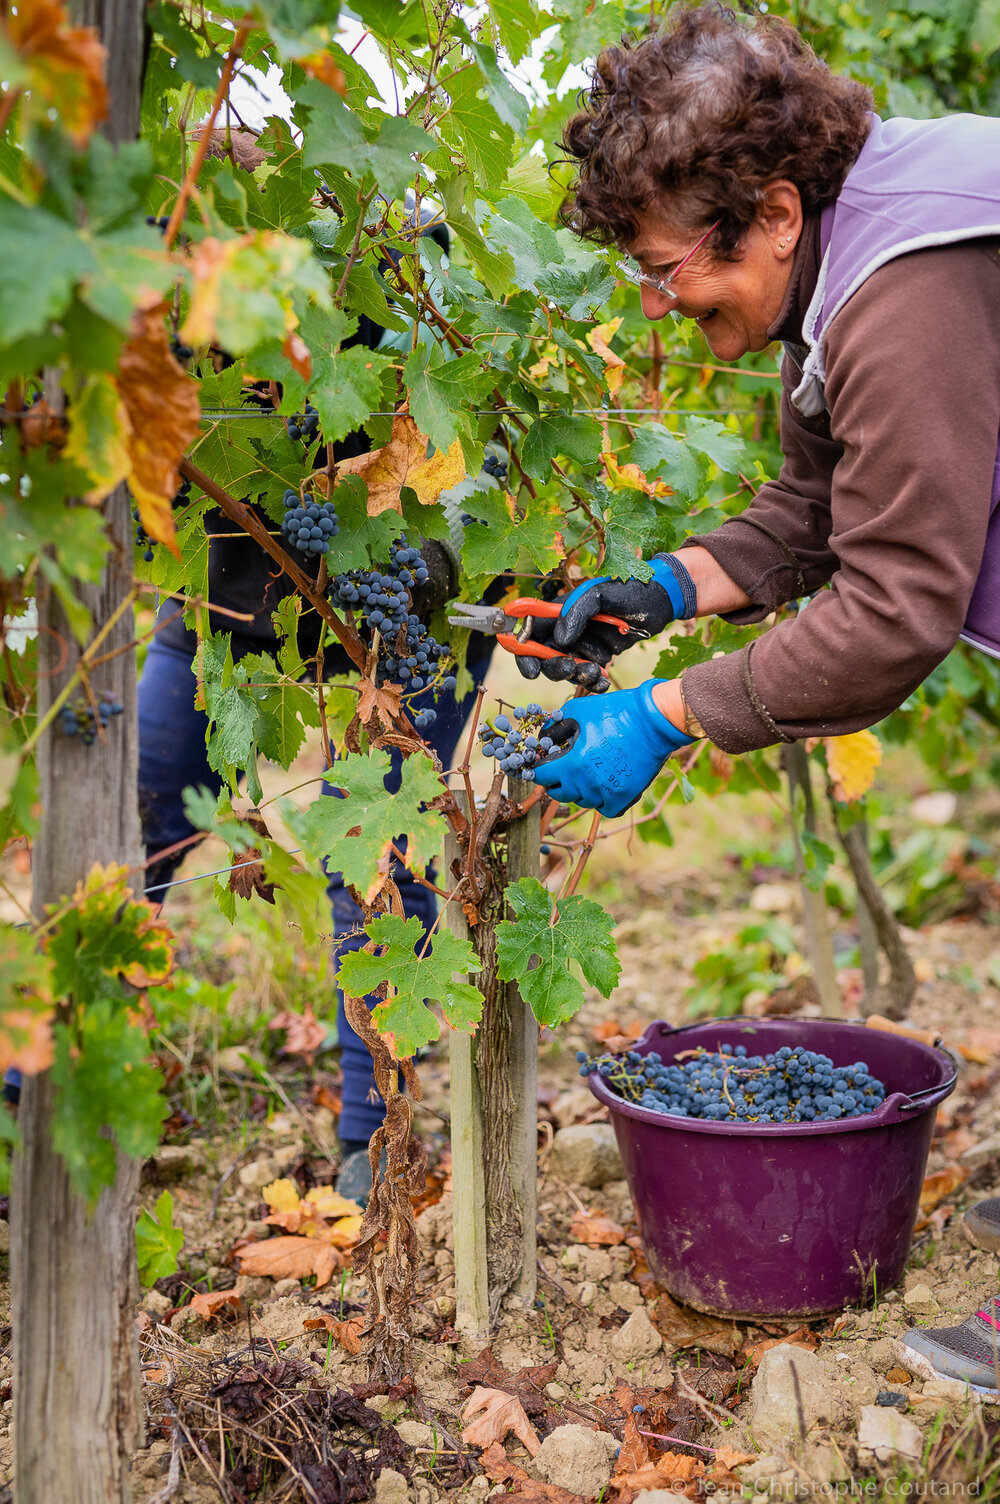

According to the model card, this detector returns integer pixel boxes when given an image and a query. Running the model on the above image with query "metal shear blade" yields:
[447,603,513,634]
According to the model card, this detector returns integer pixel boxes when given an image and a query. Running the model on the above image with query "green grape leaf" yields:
[445,67,515,189]
[0,200,96,342]
[136,1190,184,1287]
[627,423,705,500]
[403,345,494,453]
[470,43,529,135]
[284,751,446,901]
[297,83,435,198]
[311,342,393,445]
[147,3,222,88]
[45,864,173,1005]
[683,415,745,474]
[496,877,621,1027]
[519,412,604,480]
[336,913,482,1057]
[50,1002,167,1205]
[461,489,563,579]
[601,490,660,582]
[332,475,402,570]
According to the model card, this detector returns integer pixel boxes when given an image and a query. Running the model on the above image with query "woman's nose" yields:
[639,284,674,321]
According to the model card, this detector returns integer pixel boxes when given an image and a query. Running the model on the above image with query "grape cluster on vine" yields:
[134,477,191,561]
[281,490,339,556]
[59,692,124,746]
[482,452,508,485]
[287,405,319,444]
[477,705,557,779]
[578,1043,887,1124]
[329,539,455,731]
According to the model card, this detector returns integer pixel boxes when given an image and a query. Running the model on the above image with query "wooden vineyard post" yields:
[445,780,541,1339]
[782,743,844,1019]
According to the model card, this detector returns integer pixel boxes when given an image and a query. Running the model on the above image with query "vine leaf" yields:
[136,1190,184,1287]
[45,863,174,1000]
[0,928,54,1077]
[335,413,466,517]
[337,914,482,1058]
[496,877,620,1027]
[285,751,445,903]
[461,1387,540,1456]
[587,318,625,395]
[824,729,882,802]
[6,0,108,146]
[461,490,563,580]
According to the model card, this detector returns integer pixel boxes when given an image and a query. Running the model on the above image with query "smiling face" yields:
[627,181,804,361]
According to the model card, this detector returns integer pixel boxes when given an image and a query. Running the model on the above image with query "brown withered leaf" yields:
[943,1127,978,1160]
[508,1485,588,1504]
[920,1165,969,1213]
[19,399,67,452]
[0,1007,55,1076]
[357,677,404,735]
[569,1210,626,1246]
[479,1442,529,1484]
[269,1003,326,1066]
[303,1314,364,1354]
[282,332,312,381]
[459,1349,558,1417]
[115,306,199,555]
[187,1289,243,1321]
[462,1387,541,1456]
[713,1444,755,1473]
[335,414,465,517]
[613,1413,649,1477]
[651,1293,742,1357]
[234,1235,340,1288]
[300,53,347,93]
[8,0,108,145]
[615,1451,706,1494]
[230,846,276,904]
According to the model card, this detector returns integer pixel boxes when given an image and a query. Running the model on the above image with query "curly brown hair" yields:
[561,3,873,255]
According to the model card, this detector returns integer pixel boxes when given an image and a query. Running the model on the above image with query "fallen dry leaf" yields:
[959,1027,1000,1064]
[234,1235,340,1288]
[651,1293,742,1357]
[479,1442,528,1484]
[943,1128,978,1160]
[335,414,465,517]
[915,1201,956,1235]
[569,1210,625,1246]
[593,1018,643,1044]
[7,0,108,145]
[920,1165,969,1213]
[461,1387,541,1456]
[508,1484,589,1504]
[304,1186,364,1219]
[303,1314,364,1354]
[612,1413,649,1478]
[263,1178,301,1215]
[187,1290,243,1321]
[458,1350,557,1418]
[713,1445,755,1472]
[269,1003,326,1066]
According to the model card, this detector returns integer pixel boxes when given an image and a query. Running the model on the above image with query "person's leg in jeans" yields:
[331,647,494,1188]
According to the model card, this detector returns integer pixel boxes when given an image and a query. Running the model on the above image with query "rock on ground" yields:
[549,1125,623,1188]
[856,1404,923,1461]
[749,1346,851,1448]
[531,1424,619,1495]
[375,1467,411,1504]
[610,1307,662,1364]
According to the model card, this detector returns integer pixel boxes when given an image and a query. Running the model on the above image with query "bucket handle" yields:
[894,1045,960,1113]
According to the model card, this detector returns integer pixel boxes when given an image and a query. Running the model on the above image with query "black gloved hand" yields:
[515,555,696,687]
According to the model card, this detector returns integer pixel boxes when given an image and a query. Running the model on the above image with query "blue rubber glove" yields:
[515,554,697,690]
[533,680,695,818]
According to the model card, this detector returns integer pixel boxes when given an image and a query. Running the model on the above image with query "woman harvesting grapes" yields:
[520,3,1000,1389]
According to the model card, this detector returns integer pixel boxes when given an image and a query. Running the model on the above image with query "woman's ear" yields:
[759,180,803,260]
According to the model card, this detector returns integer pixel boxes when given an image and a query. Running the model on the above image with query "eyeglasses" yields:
[620,219,723,300]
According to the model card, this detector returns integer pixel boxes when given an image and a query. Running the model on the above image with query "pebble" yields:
[857,1404,923,1460]
[885,1364,913,1385]
[532,1425,619,1496]
[396,1419,435,1448]
[549,1125,623,1188]
[238,1157,279,1192]
[960,1133,1000,1173]
[609,1307,661,1364]
[903,1284,935,1310]
[151,1144,205,1178]
[374,1467,410,1504]
[749,1347,850,1446]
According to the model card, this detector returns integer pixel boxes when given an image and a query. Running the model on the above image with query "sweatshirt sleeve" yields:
[681,240,1000,754]
[678,353,843,625]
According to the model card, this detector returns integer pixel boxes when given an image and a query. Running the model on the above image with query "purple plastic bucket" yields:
[588,1017,956,1320]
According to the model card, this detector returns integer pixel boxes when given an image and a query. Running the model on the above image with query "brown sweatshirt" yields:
[679,213,1000,754]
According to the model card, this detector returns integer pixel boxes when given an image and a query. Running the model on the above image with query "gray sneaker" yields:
[963,1197,1000,1254]
[902,1299,1000,1395]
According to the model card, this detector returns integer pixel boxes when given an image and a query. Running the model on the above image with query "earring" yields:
[778,239,787,249]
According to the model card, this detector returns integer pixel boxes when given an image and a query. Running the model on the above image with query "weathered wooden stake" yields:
[445,779,540,1338]
[782,743,843,1019]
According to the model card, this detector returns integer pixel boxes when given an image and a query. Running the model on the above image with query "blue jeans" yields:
[137,631,491,1141]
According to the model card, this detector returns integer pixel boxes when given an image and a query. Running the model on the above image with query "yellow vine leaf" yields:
[587,318,626,396]
[262,1178,301,1214]
[824,729,882,802]
[6,0,108,146]
[601,448,671,497]
[334,413,465,517]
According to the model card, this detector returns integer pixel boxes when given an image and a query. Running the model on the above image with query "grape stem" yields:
[163,24,250,249]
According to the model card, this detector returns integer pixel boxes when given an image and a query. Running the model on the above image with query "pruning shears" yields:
[447,596,633,674]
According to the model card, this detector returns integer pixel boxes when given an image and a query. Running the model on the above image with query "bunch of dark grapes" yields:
[578,1044,886,1124]
[145,215,169,234]
[134,477,192,562]
[482,452,508,485]
[281,489,339,556]
[287,404,319,444]
[329,539,455,731]
[170,332,193,363]
[477,705,557,780]
[59,692,124,746]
